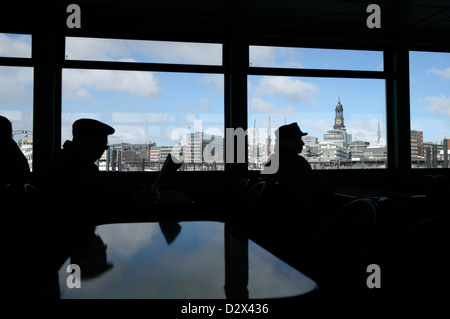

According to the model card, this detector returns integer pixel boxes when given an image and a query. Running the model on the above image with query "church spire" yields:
[334,96,344,130]
[377,118,381,144]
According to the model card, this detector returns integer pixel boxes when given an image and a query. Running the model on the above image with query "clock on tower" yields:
[334,97,345,130]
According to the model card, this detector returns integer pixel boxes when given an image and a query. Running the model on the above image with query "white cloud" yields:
[186,98,213,112]
[421,94,450,117]
[254,76,319,104]
[112,112,175,123]
[249,46,277,67]
[249,97,295,114]
[0,33,31,58]
[427,67,450,79]
[199,74,224,93]
[299,119,330,133]
[65,37,129,61]
[0,66,33,103]
[66,37,222,65]
[249,46,303,68]
[132,41,221,65]
[97,223,159,259]
[0,110,22,121]
[110,125,155,143]
[347,118,380,144]
[63,69,161,100]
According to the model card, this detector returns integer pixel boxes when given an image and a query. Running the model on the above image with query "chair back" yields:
[377,215,450,292]
[302,198,378,292]
[230,181,266,231]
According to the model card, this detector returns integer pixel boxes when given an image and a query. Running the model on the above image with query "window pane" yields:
[410,51,450,169]
[0,66,34,171]
[66,37,222,65]
[248,75,386,170]
[62,69,224,171]
[249,46,383,71]
[0,33,32,58]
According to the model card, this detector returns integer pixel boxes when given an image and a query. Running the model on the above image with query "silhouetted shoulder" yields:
[280,152,312,172]
[0,138,30,185]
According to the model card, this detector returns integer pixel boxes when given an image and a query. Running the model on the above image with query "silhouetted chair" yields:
[232,177,250,204]
[266,182,319,239]
[242,180,324,267]
[433,183,450,215]
[2,182,56,297]
[410,175,450,217]
[230,180,266,233]
[377,215,450,294]
[351,197,425,289]
[300,198,378,294]
[371,197,425,253]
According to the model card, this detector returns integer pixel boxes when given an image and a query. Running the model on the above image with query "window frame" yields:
[5,27,447,175]
[246,42,389,171]
[61,35,227,172]
[408,48,450,170]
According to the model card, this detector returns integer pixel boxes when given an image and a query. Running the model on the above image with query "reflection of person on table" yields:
[159,222,182,245]
[71,232,113,279]
[43,118,159,219]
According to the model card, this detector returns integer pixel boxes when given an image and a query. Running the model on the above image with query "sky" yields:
[1,33,449,149]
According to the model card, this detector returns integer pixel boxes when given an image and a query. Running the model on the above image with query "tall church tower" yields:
[334,97,345,130]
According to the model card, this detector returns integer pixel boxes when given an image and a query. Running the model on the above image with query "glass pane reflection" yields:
[58,221,316,299]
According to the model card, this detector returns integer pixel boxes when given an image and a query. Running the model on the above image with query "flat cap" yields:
[72,118,115,138]
[275,122,307,139]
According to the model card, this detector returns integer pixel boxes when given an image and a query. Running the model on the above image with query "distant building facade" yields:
[411,130,424,158]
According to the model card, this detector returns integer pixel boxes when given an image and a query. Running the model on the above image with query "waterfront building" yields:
[185,131,224,164]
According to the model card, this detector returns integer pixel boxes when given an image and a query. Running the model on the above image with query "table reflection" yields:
[58,221,317,299]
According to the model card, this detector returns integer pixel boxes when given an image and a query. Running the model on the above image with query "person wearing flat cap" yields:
[43,119,157,221]
[262,122,333,240]
[264,122,311,178]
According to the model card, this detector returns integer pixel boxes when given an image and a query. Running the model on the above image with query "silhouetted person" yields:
[0,117,59,298]
[264,122,332,205]
[43,118,157,221]
[0,115,30,186]
[260,123,333,246]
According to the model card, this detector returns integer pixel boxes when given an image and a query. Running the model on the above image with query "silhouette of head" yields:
[71,118,115,162]
[0,115,13,140]
[275,122,307,153]
[71,234,113,280]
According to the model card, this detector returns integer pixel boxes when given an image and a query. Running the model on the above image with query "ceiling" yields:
[1,0,449,48]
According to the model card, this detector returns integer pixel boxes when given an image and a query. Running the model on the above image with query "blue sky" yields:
[1,33,449,148]
[410,51,450,142]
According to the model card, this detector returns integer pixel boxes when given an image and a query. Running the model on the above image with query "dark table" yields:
[57,221,317,299]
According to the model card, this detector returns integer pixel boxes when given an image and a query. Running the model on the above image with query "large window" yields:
[0,33,33,171]
[63,37,224,172]
[248,46,386,170]
[410,51,450,169]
